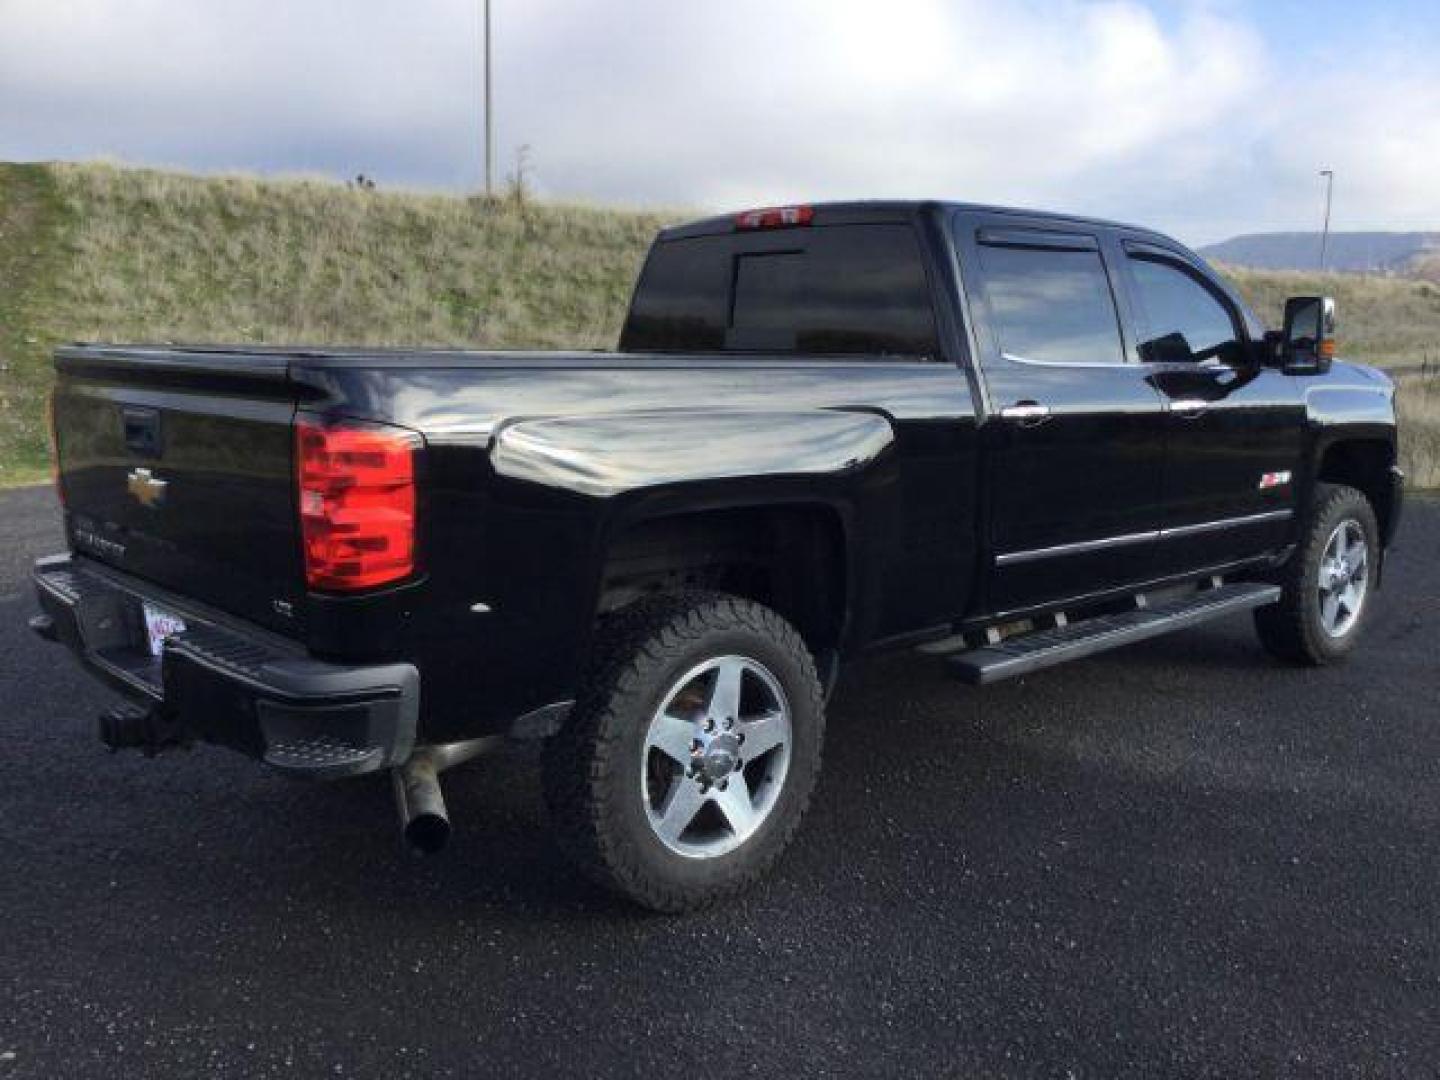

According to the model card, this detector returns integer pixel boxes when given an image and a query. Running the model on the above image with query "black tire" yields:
[542,590,825,912]
[1254,483,1379,665]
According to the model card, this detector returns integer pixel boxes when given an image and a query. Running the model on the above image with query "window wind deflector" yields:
[1123,239,1185,261]
[977,228,1098,251]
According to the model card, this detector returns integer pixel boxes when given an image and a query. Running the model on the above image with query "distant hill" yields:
[1200,231,1440,276]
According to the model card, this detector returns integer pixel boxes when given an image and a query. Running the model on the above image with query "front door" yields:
[954,213,1169,614]
[1116,240,1306,576]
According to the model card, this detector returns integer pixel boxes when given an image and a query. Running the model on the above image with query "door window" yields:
[976,244,1125,366]
[1127,256,1244,365]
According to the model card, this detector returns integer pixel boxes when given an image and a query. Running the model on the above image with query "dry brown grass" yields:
[0,164,64,483]
[1396,372,1440,490]
[48,162,674,349]
[1219,264,1440,369]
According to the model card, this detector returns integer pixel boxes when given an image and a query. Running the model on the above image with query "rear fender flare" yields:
[491,408,900,671]
[490,408,895,498]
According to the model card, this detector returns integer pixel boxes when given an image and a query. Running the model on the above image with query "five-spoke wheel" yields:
[1317,519,1368,639]
[1255,482,1379,665]
[543,592,824,911]
[642,656,792,858]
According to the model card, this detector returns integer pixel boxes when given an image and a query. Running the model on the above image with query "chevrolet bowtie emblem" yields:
[126,467,168,508]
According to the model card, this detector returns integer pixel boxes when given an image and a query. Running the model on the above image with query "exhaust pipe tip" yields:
[391,740,501,855]
[403,812,451,854]
[393,755,450,855]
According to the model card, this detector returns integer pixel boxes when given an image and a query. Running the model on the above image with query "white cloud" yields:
[1,0,1436,244]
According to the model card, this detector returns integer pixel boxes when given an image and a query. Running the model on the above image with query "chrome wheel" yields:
[641,655,792,859]
[1318,518,1368,638]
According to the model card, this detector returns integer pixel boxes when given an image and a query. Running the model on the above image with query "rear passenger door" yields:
[953,212,1169,614]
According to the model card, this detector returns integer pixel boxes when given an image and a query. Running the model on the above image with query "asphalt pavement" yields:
[1,484,1437,1078]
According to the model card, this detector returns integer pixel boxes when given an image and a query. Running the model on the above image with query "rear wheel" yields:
[543,591,824,912]
[1254,483,1378,665]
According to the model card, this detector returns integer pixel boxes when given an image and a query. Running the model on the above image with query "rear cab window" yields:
[621,223,940,359]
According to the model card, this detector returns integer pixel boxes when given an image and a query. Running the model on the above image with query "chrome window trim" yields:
[1000,352,1243,372]
[999,350,1136,370]
[996,508,1293,566]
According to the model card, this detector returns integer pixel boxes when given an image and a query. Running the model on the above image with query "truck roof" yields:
[659,199,1180,249]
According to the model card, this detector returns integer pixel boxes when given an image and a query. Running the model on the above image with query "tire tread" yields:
[542,590,824,912]
[1254,482,1377,665]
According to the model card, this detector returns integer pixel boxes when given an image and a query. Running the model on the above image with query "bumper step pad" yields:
[946,582,1281,686]
[265,736,383,777]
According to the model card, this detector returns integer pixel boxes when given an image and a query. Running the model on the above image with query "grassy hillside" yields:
[0,162,1436,489]
[0,162,669,485]
[0,165,67,485]
[1397,371,1440,492]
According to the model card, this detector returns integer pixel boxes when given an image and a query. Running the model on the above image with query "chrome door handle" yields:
[999,402,1052,425]
[1167,399,1209,418]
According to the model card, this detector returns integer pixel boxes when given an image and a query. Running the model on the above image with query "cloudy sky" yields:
[2,0,1437,245]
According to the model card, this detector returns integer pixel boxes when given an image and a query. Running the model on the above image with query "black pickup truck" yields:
[31,200,1403,910]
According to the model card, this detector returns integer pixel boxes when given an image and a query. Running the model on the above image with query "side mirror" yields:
[1278,296,1336,374]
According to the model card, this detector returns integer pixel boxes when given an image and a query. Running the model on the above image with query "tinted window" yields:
[1127,256,1243,364]
[977,244,1125,365]
[621,236,730,350]
[731,252,804,340]
[621,224,938,358]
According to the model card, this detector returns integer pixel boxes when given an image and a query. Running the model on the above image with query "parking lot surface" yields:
[2,486,1436,1077]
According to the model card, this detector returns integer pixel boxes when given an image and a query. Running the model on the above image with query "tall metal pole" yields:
[1318,169,1334,271]
[484,0,494,197]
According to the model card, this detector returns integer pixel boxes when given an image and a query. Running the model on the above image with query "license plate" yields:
[141,602,187,657]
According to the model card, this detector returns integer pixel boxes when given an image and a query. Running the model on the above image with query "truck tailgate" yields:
[51,346,305,637]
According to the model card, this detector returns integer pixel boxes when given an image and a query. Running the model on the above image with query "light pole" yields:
[1318,169,1334,271]
[483,0,494,197]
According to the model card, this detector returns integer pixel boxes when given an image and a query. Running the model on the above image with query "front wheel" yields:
[1254,483,1379,665]
[543,591,825,912]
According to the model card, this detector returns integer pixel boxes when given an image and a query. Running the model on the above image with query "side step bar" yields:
[946,582,1281,686]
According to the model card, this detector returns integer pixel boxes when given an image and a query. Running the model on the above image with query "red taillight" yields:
[296,419,418,591]
[734,205,814,230]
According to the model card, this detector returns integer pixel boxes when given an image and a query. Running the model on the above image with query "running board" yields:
[946,582,1281,686]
